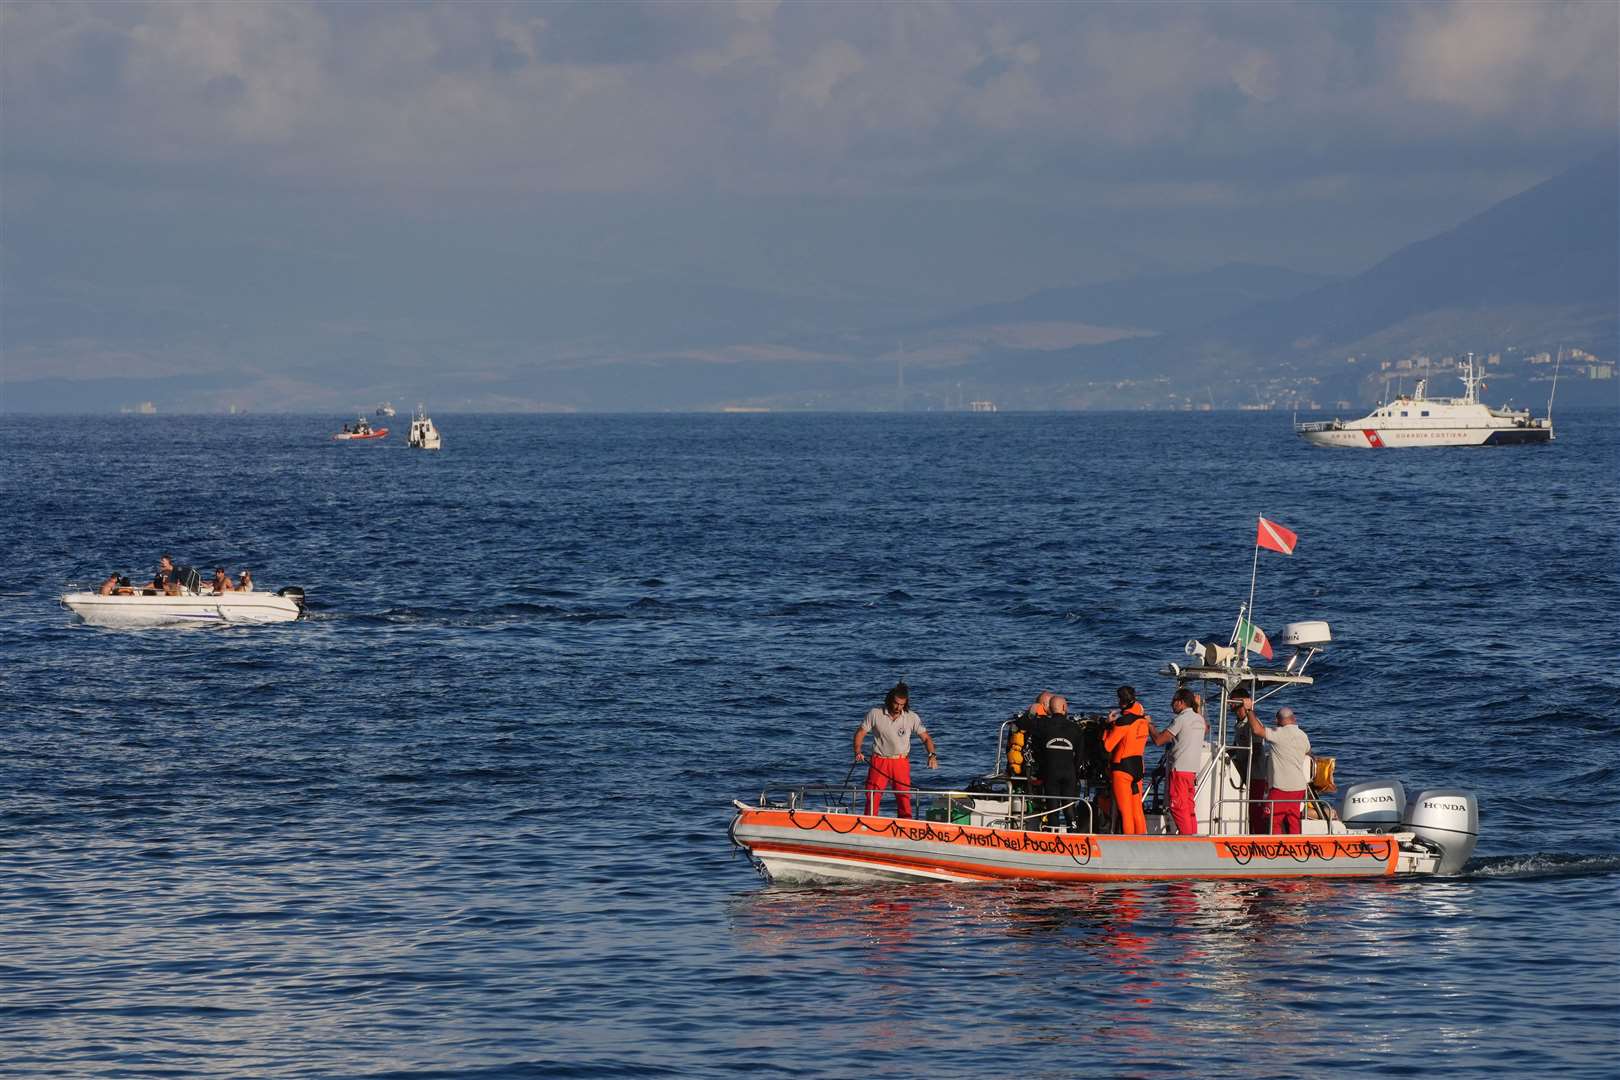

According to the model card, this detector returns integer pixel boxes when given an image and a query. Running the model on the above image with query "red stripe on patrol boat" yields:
[1362,429,1385,448]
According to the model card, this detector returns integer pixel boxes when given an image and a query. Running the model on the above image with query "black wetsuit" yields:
[1033,712,1083,829]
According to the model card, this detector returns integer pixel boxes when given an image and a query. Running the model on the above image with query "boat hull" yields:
[334,429,388,441]
[731,807,1403,884]
[1296,417,1548,443]
[1297,424,1552,448]
[62,592,302,627]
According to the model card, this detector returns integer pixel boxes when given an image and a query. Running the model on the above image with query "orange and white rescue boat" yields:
[731,622,1479,884]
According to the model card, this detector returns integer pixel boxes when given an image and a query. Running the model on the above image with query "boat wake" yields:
[1463,853,1620,880]
[322,602,671,627]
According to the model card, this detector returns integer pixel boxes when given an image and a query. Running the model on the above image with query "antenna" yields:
[1548,345,1562,433]
[896,340,905,412]
[1459,352,1481,404]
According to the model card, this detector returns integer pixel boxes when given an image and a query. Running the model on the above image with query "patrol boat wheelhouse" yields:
[1295,354,1553,448]
[729,622,1479,883]
[407,404,442,450]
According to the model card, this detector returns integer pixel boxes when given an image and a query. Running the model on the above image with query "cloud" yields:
[1395,1,1616,122]
[4,1,1612,201]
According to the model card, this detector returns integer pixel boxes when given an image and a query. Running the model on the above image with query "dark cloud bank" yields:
[2,1,1615,411]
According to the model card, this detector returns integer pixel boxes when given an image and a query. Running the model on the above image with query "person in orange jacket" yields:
[1103,685,1150,834]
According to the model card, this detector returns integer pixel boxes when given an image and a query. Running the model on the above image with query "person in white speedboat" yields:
[1243,706,1312,835]
[1148,687,1206,835]
[210,568,235,594]
[98,573,120,596]
[148,554,179,595]
[852,682,938,819]
[237,569,254,592]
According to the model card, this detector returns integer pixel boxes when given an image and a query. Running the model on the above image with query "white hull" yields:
[62,592,302,627]
[1298,423,1551,448]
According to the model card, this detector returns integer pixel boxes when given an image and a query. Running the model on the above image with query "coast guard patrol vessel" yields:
[1295,354,1553,448]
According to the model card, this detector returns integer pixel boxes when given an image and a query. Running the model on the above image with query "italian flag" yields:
[1237,618,1273,660]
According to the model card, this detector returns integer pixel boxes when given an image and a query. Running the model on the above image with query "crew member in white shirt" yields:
[1148,687,1206,834]
[852,682,938,818]
[1244,706,1312,834]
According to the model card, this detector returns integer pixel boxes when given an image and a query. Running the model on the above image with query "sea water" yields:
[1,410,1616,1078]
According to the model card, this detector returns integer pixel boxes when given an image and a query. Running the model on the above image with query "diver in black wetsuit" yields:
[1033,695,1083,830]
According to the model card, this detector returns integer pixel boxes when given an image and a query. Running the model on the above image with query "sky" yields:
[3,0,1617,410]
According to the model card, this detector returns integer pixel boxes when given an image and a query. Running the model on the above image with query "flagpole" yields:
[1241,528,1261,664]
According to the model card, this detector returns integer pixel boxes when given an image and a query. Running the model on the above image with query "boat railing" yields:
[750,781,1096,834]
[1294,419,1342,433]
[749,777,1357,837]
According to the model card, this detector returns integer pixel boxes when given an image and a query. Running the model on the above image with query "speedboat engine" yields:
[1402,789,1479,876]
[276,586,307,616]
[1340,780,1406,830]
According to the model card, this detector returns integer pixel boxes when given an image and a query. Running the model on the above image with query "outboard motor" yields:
[1402,789,1479,876]
[1340,780,1406,831]
[277,586,307,616]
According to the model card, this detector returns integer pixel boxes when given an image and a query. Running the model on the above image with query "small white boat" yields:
[376,402,396,418]
[407,405,442,450]
[1295,354,1553,448]
[62,585,305,627]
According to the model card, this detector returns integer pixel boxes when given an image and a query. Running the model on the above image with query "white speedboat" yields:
[376,402,396,417]
[62,584,305,627]
[407,405,442,450]
[730,622,1478,884]
[1295,354,1552,448]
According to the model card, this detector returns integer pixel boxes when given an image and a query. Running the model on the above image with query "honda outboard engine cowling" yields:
[1402,789,1479,876]
[277,586,307,616]
[1340,780,1406,831]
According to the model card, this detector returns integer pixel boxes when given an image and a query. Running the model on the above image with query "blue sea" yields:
[2,410,1617,1078]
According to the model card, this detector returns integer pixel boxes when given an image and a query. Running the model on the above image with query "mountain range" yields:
[3,148,1615,412]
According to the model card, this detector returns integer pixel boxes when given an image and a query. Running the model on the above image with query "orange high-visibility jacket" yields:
[1103,702,1150,763]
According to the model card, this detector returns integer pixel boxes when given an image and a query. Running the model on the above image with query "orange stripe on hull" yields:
[1214,835,1400,873]
[746,836,1393,882]
[736,809,1401,880]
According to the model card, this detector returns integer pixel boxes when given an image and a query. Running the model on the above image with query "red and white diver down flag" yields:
[1256,516,1299,556]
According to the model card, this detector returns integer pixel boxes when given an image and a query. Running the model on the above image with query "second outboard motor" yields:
[1340,780,1406,831]
[1403,789,1479,876]
[277,586,307,616]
